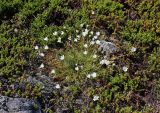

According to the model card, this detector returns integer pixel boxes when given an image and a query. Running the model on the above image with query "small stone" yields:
[98,40,117,57]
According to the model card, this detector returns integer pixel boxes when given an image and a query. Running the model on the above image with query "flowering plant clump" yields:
[26,20,157,112]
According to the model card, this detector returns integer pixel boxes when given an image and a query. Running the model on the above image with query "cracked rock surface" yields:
[0,96,41,113]
[98,40,117,57]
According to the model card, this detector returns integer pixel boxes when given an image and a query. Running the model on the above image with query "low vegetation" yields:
[0,0,160,112]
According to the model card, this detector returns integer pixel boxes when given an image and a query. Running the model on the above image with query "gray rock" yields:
[0,96,41,113]
[27,75,56,96]
[98,40,117,57]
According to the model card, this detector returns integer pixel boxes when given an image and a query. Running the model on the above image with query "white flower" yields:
[83,51,88,55]
[91,11,95,15]
[96,40,101,45]
[63,26,66,29]
[100,59,110,65]
[96,32,100,36]
[91,72,97,78]
[39,53,45,57]
[100,60,104,65]
[80,23,84,27]
[86,25,89,27]
[82,31,88,37]
[35,45,39,50]
[61,31,64,35]
[93,54,97,58]
[44,45,49,50]
[87,74,91,78]
[44,37,48,41]
[14,28,18,33]
[80,65,83,69]
[93,35,98,40]
[103,55,107,59]
[76,30,79,33]
[60,55,64,61]
[75,66,79,71]
[39,63,44,68]
[77,35,80,38]
[90,41,95,45]
[104,60,110,65]
[87,72,97,78]
[122,66,128,72]
[74,38,78,42]
[53,31,58,36]
[84,44,88,48]
[55,84,60,89]
[90,31,94,35]
[82,29,89,37]
[57,37,62,43]
[131,47,137,52]
[93,95,99,101]
[51,69,56,74]
[68,36,71,40]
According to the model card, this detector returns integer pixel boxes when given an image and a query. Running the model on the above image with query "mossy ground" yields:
[0,0,160,112]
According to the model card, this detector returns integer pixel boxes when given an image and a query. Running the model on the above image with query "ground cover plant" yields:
[0,0,160,112]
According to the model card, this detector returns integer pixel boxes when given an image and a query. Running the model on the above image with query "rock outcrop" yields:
[0,96,41,113]
[98,40,117,57]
